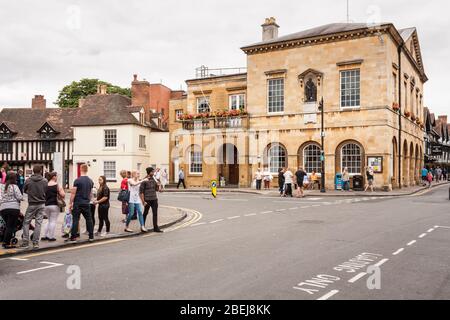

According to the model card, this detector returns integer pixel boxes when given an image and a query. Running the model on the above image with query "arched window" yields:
[188,145,202,174]
[303,144,321,173]
[268,144,286,173]
[341,143,362,174]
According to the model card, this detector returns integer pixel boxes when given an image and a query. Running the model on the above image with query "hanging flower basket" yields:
[392,102,400,111]
[411,114,417,121]
[404,111,411,118]
[415,118,421,125]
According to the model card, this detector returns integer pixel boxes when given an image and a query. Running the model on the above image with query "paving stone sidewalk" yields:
[0,196,186,257]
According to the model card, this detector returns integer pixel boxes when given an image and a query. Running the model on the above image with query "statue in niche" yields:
[305,78,317,102]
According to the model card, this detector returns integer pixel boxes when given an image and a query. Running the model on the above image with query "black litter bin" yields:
[352,175,364,191]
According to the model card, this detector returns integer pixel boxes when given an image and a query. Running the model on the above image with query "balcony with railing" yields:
[179,111,249,131]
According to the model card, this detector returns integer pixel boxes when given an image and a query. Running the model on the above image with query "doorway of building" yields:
[218,144,239,186]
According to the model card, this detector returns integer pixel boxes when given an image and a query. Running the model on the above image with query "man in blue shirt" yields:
[69,164,94,242]
[177,168,186,189]
[421,167,429,186]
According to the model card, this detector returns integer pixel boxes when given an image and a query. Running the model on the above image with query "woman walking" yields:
[364,167,375,192]
[160,169,168,191]
[94,176,110,236]
[284,168,294,197]
[0,172,23,248]
[125,171,147,233]
[42,172,65,242]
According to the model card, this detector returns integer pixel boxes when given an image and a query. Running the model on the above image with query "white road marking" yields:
[317,290,339,300]
[374,259,389,267]
[191,222,207,227]
[244,213,257,217]
[301,206,310,209]
[419,233,427,238]
[9,258,29,261]
[17,262,64,275]
[393,248,404,256]
[427,228,434,233]
[260,211,273,214]
[407,240,417,246]
[228,216,240,220]
[436,226,450,229]
[289,207,299,210]
[311,205,321,207]
[348,272,367,283]
[210,219,224,224]
[307,198,323,201]
[276,209,287,212]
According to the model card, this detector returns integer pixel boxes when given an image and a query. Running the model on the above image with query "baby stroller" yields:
[0,212,34,247]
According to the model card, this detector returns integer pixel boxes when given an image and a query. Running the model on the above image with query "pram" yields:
[0,212,34,246]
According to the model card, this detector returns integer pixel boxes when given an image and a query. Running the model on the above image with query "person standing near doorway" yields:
[68,164,94,242]
[342,167,350,191]
[255,168,263,190]
[177,168,187,189]
[140,167,163,233]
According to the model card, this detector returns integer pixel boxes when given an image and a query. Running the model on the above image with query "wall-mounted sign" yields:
[367,156,383,173]
[431,145,443,155]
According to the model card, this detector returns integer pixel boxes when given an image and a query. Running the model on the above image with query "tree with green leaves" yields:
[56,78,131,108]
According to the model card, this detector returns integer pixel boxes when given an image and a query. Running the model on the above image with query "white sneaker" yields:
[83,231,89,235]
[101,232,108,237]
[141,227,148,233]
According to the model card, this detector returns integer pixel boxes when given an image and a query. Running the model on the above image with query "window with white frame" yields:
[340,69,360,108]
[268,78,284,113]
[189,146,203,174]
[104,161,116,180]
[303,144,321,174]
[229,94,245,110]
[175,109,184,120]
[139,135,146,149]
[341,143,362,174]
[392,73,397,102]
[268,144,286,173]
[197,97,210,113]
[104,129,117,148]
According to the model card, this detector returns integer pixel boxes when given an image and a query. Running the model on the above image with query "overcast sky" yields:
[0,0,448,115]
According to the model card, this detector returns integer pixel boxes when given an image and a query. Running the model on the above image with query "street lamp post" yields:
[319,97,326,193]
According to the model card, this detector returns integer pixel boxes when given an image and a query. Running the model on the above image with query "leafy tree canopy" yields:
[56,78,131,108]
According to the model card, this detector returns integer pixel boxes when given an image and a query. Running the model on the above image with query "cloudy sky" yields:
[0,0,448,115]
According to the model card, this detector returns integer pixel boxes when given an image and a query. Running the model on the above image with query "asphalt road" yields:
[1,185,449,300]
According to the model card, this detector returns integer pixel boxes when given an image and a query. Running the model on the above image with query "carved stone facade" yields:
[169,22,427,190]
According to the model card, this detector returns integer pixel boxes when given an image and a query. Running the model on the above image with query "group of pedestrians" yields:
[421,166,448,187]
[254,168,274,190]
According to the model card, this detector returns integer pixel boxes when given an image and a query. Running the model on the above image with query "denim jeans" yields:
[127,203,144,227]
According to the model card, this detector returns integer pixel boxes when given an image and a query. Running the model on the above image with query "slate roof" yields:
[72,94,140,127]
[242,23,390,48]
[0,107,79,140]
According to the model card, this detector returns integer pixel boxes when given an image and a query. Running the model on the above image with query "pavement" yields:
[164,180,450,197]
[0,183,449,300]
[0,194,187,258]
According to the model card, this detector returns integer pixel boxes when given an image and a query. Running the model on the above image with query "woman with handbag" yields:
[42,172,65,242]
[118,170,130,223]
[94,176,110,236]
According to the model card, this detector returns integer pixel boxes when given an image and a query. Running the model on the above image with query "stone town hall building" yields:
[169,19,427,190]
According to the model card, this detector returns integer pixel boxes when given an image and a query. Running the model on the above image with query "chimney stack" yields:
[97,84,108,95]
[31,95,46,109]
[262,17,279,41]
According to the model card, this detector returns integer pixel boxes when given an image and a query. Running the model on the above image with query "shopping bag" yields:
[62,211,73,235]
